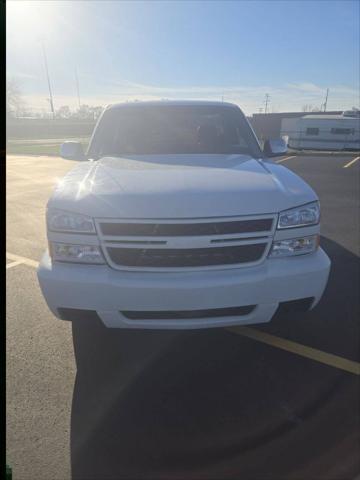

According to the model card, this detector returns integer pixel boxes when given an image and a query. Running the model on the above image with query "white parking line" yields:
[275,155,296,164]
[6,252,39,269]
[343,156,360,168]
[6,260,23,270]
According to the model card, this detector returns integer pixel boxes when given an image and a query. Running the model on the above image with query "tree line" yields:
[7,77,103,120]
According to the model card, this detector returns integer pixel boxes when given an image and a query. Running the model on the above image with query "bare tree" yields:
[56,105,72,119]
[6,78,25,118]
[72,104,103,120]
[90,106,103,120]
[75,104,91,120]
[302,104,313,112]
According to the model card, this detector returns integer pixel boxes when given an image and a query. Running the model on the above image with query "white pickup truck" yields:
[37,101,330,330]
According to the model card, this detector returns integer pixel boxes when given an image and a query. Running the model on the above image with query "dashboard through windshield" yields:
[88,105,262,158]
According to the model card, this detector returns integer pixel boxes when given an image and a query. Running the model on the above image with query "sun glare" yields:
[7,0,56,41]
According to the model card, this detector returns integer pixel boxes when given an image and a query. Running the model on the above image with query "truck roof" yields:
[301,114,355,120]
[106,100,239,110]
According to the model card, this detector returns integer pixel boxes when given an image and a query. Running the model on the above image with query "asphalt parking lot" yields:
[6,152,360,480]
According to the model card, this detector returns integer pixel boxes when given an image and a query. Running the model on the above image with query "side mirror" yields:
[60,141,86,160]
[263,138,288,158]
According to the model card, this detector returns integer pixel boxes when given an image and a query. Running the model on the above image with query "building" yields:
[281,112,360,151]
[248,111,342,141]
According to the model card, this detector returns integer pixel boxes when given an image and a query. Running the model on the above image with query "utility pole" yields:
[264,93,270,114]
[75,68,81,109]
[41,40,55,119]
[323,88,329,112]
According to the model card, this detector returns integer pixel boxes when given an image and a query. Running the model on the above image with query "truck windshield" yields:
[88,105,262,158]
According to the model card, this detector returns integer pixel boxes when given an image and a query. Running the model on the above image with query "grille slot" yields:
[122,305,256,320]
[100,218,273,236]
[211,236,268,244]
[107,243,267,267]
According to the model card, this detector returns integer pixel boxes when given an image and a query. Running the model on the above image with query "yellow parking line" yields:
[228,326,360,376]
[6,252,39,269]
[343,156,360,168]
[276,155,296,164]
[7,250,360,376]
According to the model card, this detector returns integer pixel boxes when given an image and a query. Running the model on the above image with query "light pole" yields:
[75,68,81,110]
[264,93,270,114]
[41,39,55,119]
[323,88,329,112]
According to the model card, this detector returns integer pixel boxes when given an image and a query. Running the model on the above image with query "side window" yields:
[330,128,352,135]
[306,128,319,135]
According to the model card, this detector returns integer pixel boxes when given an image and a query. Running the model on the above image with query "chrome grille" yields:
[96,215,276,271]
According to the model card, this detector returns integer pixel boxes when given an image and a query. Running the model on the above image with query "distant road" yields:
[8,137,89,144]
[7,138,90,155]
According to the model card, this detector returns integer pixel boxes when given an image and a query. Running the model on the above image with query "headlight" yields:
[50,242,105,264]
[269,235,319,258]
[278,202,320,229]
[47,209,96,234]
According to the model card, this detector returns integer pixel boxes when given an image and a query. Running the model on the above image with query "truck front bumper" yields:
[37,248,330,329]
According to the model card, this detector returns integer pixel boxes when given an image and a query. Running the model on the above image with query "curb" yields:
[288,150,359,157]
[7,153,60,157]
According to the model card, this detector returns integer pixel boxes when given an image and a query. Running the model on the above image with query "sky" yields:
[6,0,360,115]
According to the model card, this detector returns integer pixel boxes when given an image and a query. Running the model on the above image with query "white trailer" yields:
[281,113,360,151]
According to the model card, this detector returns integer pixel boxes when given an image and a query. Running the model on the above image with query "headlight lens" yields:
[50,242,105,264]
[269,235,319,258]
[278,202,320,229]
[47,209,96,234]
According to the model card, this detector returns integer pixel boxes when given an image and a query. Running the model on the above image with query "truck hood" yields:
[49,154,317,218]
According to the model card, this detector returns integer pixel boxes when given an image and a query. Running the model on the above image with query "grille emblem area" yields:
[95,215,276,271]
